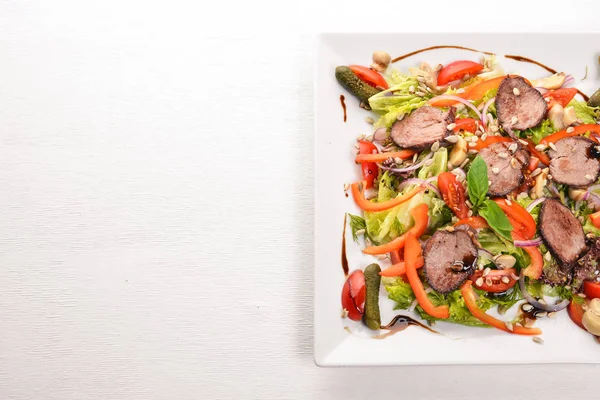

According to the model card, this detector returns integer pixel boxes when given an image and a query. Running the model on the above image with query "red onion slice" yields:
[399,178,441,198]
[373,128,388,142]
[428,95,482,120]
[535,87,549,95]
[514,237,543,248]
[377,152,433,174]
[526,197,546,212]
[519,273,570,313]
[480,97,496,128]
[562,74,575,88]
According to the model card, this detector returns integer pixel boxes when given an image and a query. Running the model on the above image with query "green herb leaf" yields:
[466,156,489,209]
[348,214,367,243]
[479,200,513,241]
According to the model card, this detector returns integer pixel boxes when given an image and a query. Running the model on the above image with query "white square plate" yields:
[314,33,600,366]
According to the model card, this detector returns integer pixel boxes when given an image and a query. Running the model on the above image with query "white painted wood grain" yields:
[0,1,599,399]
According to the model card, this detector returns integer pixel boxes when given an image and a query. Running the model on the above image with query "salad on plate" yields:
[337,49,600,341]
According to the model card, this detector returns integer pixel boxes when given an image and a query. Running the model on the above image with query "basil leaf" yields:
[479,200,513,241]
[467,156,489,209]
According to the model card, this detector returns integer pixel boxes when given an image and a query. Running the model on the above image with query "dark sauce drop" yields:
[448,253,477,273]
[392,45,494,63]
[340,94,347,122]
[588,143,600,159]
[341,213,349,277]
[374,315,439,339]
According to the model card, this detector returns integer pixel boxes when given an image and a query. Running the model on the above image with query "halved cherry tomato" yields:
[543,88,578,109]
[358,141,378,189]
[522,138,551,166]
[470,268,518,293]
[473,135,512,151]
[349,65,389,90]
[438,172,469,219]
[453,118,479,133]
[341,270,365,321]
[493,198,536,240]
[540,124,600,145]
[528,157,540,172]
[584,280,600,299]
[568,300,586,331]
[454,216,490,229]
[589,211,600,229]
[437,60,484,86]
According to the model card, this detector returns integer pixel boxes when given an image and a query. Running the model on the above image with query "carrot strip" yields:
[355,150,416,163]
[461,281,542,335]
[379,257,424,277]
[351,181,423,212]
[363,203,429,255]
[405,233,449,319]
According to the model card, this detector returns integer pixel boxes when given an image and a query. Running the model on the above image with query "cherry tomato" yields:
[437,172,469,219]
[543,88,578,109]
[348,65,389,89]
[528,157,540,172]
[470,268,518,293]
[341,270,366,321]
[584,280,600,299]
[568,300,586,331]
[589,211,600,229]
[437,60,484,86]
[358,141,379,189]
[493,198,537,240]
[453,118,479,133]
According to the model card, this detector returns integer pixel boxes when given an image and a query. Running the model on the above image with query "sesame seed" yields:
[364,117,374,124]
[445,226,455,232]
[505,322,514,331]
[344,183,350,191]
[498,152,509,159]
[415,91,426,97]
[501,276,510,284]
[409,85,415,93]
[431,141,440,152]
[488,180,492,186]
[468,149,479,155]
[460,158,470,168]
[424,159,434,166]
[578,293,587,298]
[490,125,499,133]
[547,174,552,180]
[510,273,519,280]
[447,123,457,131]
[548,312,556,318]
[355,229,365,236]
[481,133,488,141]
[397,113,406,121]
[539,298,547,305]
[544,251,552,261]
[517,192,528,200]
[511,116,519,124]
[483,267,491,277]
[505,199,512,206]
[341,308,349,318]
[447,162,454,171]
[530,168,542,177]
[548,142,557,151]
[492,167,500,174]
[413,153,418,163]
[511,158,519,169]
[456,88,466,94]
[478,264,484,271]
[468,142,477,148]
[467,210,473,217]
[365,135,374,142]
[354,143,360,149]
[513,87,521,96]
[535,144,547,151]
[518,139,528,145]
[485,278,493,286]
[446,135,459,143]
[567,127,575,133]
[545,97,551,102]
[586,174,593,180]
[509,143,518,153]
[417,76,426,82]
[471,136,479,142]
[394,157,403,164]
[522,303,534,312]
[357,134,365,141]
[565,285,571,290]
[536,311,548,318]
[532,337,544,344]
[475,277,484,286]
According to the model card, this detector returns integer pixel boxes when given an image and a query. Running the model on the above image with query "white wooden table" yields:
[1,1,599,399]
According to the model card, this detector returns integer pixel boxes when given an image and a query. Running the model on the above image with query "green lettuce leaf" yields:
[478,229,528,270]
[383,277,415,310]
[479,200,513,241]
[569,100,600,124]
[418,148,448,179]
[516,119,555,144]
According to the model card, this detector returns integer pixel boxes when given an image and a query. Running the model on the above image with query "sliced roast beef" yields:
[573,239,600,289]
[390,106,455,150]
[423,230,478,293]
[548,136,600,187]
[495,76,547,138]
[479,141,529,196]
[539,199,587,268]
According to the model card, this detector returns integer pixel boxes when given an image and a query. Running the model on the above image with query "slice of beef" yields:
[479,141,530,196]
[495,76,547,138]
[539,199,587,269]
[390,106,455,150]
[548,136,600,187]
[573,239,600,289]
[423,230,478,293]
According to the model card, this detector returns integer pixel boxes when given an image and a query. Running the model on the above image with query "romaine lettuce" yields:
[569,100,600,124]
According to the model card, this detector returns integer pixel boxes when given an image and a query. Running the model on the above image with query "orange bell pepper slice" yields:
[539,124,600,145]
[379,257,424,277]
[351,181,424,212]
[363,203,429,255]
[454,216,490,230]
[461,281,542,335]
[355,150,416,163]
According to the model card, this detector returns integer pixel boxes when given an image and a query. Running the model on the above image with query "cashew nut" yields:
[530,168,549,200]
[582,298,600,335]
[494,254,517,269]
[569,188,588,201]
[448,136,467,167]
[371,51,391,72]
[548,104,566,131]
[563,106,579,126]
[531,72,566,90]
